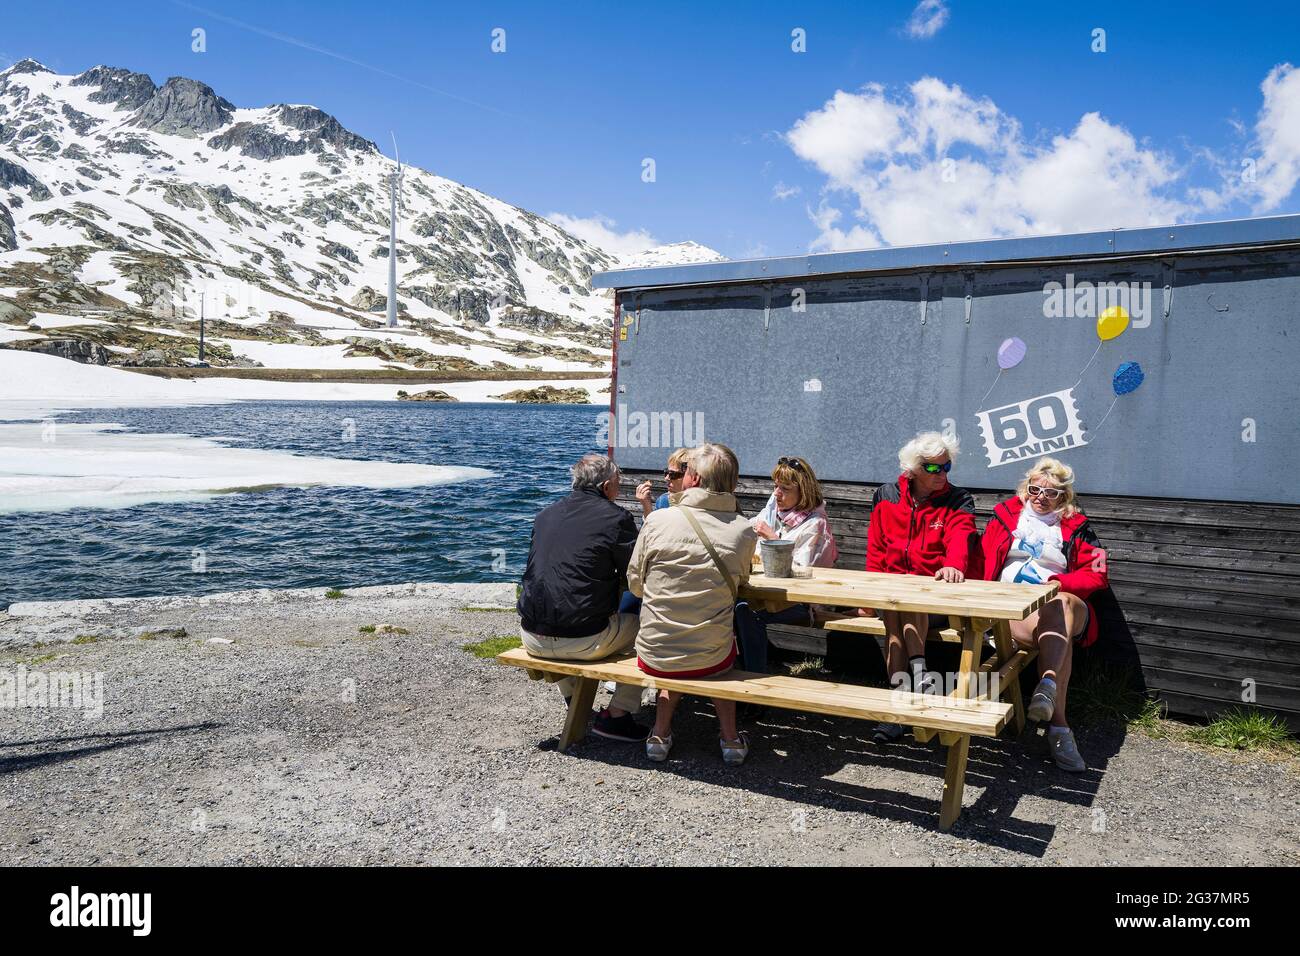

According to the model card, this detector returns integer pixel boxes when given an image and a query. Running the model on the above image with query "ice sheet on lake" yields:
[0,421,493,513]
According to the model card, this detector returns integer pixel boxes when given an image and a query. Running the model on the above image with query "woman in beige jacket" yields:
[627,443,758,765]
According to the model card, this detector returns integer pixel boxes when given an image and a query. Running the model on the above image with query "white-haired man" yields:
[862,430,978,743]
[517,454,647,742]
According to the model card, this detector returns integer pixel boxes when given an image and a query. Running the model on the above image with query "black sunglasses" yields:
[664,468,685,480]
[777,457,806,472]
[921,461,952,474]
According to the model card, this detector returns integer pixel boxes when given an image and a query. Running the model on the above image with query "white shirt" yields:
[999,507,1067,585]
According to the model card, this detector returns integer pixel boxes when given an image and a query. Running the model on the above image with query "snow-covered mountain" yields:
[0,58,723,375]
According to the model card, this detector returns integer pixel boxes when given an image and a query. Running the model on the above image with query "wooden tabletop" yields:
[739,566,1058,620]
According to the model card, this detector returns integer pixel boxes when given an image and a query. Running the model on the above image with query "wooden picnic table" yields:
[739,566,1058,829]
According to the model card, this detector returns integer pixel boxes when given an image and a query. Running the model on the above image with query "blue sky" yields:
[5,0,1300,259]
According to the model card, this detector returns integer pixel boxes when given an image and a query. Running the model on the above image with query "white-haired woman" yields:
[979,457,1108,772]
[862,431,978,744]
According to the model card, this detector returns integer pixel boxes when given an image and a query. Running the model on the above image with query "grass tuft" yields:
[324,588,345,599]
[787,656,826,677]
[358,625,376,634]
[71,634,100,645]
[138,627,187,641]
[1068,660,1163,730]
[1187,708,1296,753]
[462,634,522,659]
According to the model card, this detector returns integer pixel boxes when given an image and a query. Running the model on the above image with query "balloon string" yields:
[977,369,1003,406]
[1090,396,1120,435]
[1073,340,1103,388]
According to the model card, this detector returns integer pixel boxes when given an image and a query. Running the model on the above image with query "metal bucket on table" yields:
[759,538,795,578]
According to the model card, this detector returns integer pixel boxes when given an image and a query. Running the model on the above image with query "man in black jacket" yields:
[517,453,647,742]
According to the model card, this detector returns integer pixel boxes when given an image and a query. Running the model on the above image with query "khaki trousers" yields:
[519,612,643,713]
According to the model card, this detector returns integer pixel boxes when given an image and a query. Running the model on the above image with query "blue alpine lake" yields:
[0,401,608,607]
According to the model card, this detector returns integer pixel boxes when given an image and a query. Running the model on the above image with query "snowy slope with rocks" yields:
[0,58,722,384]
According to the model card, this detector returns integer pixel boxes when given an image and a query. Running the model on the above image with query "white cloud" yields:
[787,77,1205,250]
[772,181,801,200]
[905,0,950,40]
[544,212,658,257]
[1248,63,1300,211]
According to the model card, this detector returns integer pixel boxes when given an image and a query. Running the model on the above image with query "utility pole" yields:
[199,295,206,364]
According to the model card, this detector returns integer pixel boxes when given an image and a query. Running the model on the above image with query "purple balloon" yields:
[997,337,1027,370]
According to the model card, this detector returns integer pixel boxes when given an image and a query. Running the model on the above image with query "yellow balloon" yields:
[1097,305,1130,341]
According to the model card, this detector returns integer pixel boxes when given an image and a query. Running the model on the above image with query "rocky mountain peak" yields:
[273,104,377,154]
[71,65,158,111]
[130,76,235,137]
[3,59,52,76]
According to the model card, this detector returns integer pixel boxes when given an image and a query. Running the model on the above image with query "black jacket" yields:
[517,487,638,638]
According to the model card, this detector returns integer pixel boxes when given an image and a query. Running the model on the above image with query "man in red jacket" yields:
[978,457,1107,772]
[863,431,978,743]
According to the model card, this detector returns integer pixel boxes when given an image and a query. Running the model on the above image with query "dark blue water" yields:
[0,401,605,606]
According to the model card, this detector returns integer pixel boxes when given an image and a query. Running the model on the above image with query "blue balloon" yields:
[1113,361,1144,396]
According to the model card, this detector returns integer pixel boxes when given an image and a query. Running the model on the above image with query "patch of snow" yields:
[0,420,493,514]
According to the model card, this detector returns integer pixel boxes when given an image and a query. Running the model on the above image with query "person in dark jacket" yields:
[863,430,978,743]
[978,456,1108,772]
[517,453,647,742]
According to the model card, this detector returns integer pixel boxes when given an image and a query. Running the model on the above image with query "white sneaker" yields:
[720,732,750,765]
[645,734,673,762]
[602,680,617,693]
[1049,728,1086,772]
[1027,677,1057,723]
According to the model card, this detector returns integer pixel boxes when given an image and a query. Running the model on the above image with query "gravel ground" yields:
[2,583,1297,866]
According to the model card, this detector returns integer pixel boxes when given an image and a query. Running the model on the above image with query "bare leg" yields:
[1013,595,1085,727]
[651,689,681,738]
[714,698,739,741]
[881,609,932,688]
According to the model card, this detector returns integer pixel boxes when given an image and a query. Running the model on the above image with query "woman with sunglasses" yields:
[734,455,839,673]
[621,448,695,616]
[635,447,692,517]
[863,431,978,744]
[979,457,1108,772]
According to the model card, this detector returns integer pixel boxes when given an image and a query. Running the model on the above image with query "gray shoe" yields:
[1027,677,1057,722]
[1049,728,1086,772]
[645,734,673,762]
[720,732,750,765]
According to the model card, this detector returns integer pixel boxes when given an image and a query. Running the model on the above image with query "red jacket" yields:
[866,475,978,577]
[978,495,1108,647]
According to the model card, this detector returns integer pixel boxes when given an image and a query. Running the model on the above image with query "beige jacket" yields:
[628,488,758,673]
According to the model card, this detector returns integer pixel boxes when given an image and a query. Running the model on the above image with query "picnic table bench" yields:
[499,568,1057,830]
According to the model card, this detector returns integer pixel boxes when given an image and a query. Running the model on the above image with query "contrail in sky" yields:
[169,0,525,121]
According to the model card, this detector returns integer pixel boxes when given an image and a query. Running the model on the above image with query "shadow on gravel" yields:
[551,701,1124,859]
[0,722,223,775]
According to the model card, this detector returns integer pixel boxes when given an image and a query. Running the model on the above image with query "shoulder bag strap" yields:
[680,507,738,600]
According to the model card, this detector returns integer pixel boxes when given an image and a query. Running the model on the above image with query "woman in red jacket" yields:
[980,457,1107,772]
[863,430,978,744]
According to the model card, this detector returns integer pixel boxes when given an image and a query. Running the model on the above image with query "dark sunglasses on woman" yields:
[921,461,952,474]
[664,468,685,480]
[777,457,806,471]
